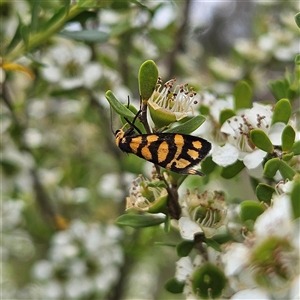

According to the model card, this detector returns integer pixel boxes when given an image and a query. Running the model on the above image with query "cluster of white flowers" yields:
[31,220,124,299]
[175,180,300,299]
[213,103,274,174]
[41,42,102,90]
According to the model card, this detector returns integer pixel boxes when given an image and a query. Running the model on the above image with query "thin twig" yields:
[140,100,181,219]
[166,0,192,79]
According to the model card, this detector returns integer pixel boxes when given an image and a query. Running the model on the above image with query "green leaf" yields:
[271,98,292,125]
[291,179,300,219]
[282,152,294,161]
[105,90,135,119]
[278,161,296,180]
[219,109,235,125]
[77,0,98,8]
[164,214,171,233]
[116,213,165,228]
[40,6,68,32]
[165,115,206,134]
[289,140,300,155]
[20,24,30,48]
[256,184,275,204]
[281,125,295,151]
[250,129,274,153]
[221,160,245,179]
[234,81,252,110]
[138,60,158,100]
[176,240,195,257]
[204,238,221,252]
[240,200,265,222]
[264,158,280,178]
[58,30,109,43]
[199,105,210,115]
[268,79,288,101]
[200,156,217,175]
[164,277,185,294]
[192,263,226,299]
[295,12,300,28]
[30,0,40,34]
[67,10,98,23]
[5,20,22,55]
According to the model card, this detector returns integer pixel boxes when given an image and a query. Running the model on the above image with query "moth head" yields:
[115,129,124,146]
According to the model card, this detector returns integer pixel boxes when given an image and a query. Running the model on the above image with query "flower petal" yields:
[243,149,266,169]
[178,217,202,240]
[212,143,239,166]
[268,122,285,145]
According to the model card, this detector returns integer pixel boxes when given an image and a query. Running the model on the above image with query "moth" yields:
[115,112,211,176]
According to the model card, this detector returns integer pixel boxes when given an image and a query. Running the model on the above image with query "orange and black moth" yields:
[115,113,211,176]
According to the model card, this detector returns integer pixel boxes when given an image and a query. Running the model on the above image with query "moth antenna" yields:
[127,95,130,108]
[124,109,142,134]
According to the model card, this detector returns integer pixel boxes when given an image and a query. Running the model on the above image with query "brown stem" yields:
[166,0,191,79]
[140,100,181,219]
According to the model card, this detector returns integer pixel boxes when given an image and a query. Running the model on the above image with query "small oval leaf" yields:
[240,200,265,222]
[105,90,135,119]
[295,12,300,29]
[234,81,252,110]
[164,277,185,294]
[176,240,195,257]
[289,140,300,155]
[281,125,295,151]
[221,160,245,179]
[271,98,292,125]
[219,109,236,125]
[138,60,158,100]
[165,115,206,134]
[255,183,275,204]
[278,161,296,180]
[291,179,300,219]
[264,158,280,178]
[282,152,294,161]
[250,129,274,153]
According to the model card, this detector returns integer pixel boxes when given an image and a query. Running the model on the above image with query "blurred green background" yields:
[1,0,299,299]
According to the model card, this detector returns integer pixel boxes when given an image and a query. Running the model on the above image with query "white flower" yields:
[208,57,243,80]
[174,250,223,299]
[223,243,250,277]
[222,182,299,297]
[41,42,102,89]
[213,103,274,171]
[254,192,295,242]
[31,220,124,299]
[194,93,234,145]
[148,78,200,127]
[179,190,227,240]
